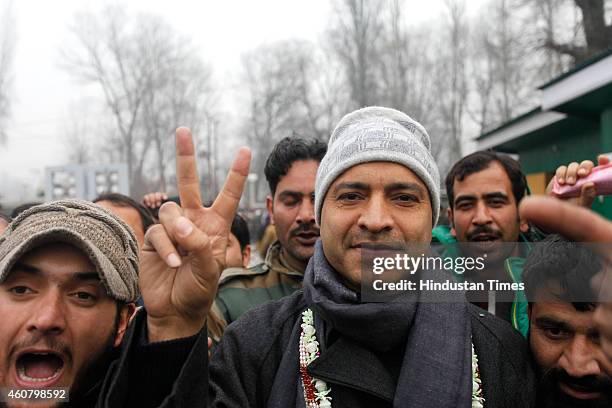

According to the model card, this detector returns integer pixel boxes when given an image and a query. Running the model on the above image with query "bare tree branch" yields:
[0,1,16,145]
[61,6,215,197]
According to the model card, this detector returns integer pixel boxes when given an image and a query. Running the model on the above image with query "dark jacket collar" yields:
[308,337,396,402]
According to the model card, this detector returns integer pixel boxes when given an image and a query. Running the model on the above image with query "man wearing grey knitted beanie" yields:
[206,107,536,408]
[315,106,440,227]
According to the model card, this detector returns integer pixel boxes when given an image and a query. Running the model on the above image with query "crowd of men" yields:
[0,106,611,407]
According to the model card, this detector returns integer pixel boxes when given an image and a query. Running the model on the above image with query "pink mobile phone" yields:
[552,163,612,198]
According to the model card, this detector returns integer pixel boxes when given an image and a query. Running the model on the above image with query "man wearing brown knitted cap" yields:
[0,146,242,408]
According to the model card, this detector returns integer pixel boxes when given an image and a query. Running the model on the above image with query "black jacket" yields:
[210,290,537,407]
[68,309,208,407]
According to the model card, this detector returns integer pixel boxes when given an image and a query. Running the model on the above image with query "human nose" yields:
[27,291,67,336]
[559,335,602,378]
[358,194,393,233]
[472,201,492,226]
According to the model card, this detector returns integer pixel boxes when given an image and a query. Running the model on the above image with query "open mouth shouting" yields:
[14,350,66,388]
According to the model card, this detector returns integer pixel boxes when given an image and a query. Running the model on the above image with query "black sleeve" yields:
[208,321,262,407]
[208,294,304,407]
[97,310,208,408]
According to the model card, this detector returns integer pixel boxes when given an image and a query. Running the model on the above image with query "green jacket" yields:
[431,225,531,338]
[215,241,304,325]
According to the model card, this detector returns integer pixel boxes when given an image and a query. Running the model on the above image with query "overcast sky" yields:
[0,0,473,204]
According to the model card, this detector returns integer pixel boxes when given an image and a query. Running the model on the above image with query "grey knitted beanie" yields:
[0,199,140,302]
[315,106,440,225]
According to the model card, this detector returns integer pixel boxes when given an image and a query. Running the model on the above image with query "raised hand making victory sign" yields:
[140,127,251,342]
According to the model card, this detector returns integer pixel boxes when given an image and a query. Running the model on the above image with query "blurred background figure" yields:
[94,193,155,249]
[11,202,43,218]
[226,213,251,268]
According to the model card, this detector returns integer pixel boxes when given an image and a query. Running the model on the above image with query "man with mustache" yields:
[146,107,536,406]
[215,136,327,324]
[440,152,606,336]
[523,235,612,407]
[435,151,543,334]
[519,196,612,372]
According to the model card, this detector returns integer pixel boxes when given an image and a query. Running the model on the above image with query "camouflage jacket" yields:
[215,241,304,325]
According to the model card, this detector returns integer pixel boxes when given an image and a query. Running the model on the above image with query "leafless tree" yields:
[430,0,469,171]
[62,100,98,164]
[294,46,347,141]
[62,6,215,197]
[531,0,573,78]
[466,23,497,134]
[376,0,410,112]
[0,1,16,145]
[466,0,540,132]
[137,19,216,194]
[327,0,385,108]
[240,40,339,198]
[543,0,612,63]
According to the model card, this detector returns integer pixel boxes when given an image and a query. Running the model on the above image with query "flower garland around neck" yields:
[299,309,332,408]
[471,340,485,407]
[299,308,485,408]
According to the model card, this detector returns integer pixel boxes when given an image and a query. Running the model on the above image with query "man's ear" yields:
[114,303,137,347]
[519,218,529,233]
[242,244,251,268]
[447,207,456,237]
[266,195,274,225]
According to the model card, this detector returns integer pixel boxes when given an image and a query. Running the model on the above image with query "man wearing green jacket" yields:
[437,151,602,337]
[434,151,539,337]
[216,136,327,324]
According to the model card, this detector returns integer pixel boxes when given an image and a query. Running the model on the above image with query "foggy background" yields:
[0,0,610,209]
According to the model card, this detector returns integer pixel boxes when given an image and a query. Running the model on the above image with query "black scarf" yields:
[267,241,473,407]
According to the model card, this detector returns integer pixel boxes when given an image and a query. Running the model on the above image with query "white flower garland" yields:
[299,309,332,408]
[299,308,485,408]
[471,340,485,407]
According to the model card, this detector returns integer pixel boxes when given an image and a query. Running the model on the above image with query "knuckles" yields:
[159,200,180,215]
[144,224,166,244]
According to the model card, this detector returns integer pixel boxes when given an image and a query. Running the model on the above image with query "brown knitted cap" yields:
[0,199,140,302]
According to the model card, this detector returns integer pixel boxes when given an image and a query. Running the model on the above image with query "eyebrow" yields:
[385,182,425,194]
[277,191,305,200]
[12,262,39,274]
[332,182,369,194]
[534,316,572,332]
[11,262,100,282]
[454,191,509,205]
[72,272,100,281]
[483,192,509,200]
[333,181,424,194]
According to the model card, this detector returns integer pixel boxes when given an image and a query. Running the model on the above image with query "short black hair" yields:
[231,213,250,251]
[523,235,601,311]
[93,193,155,232]
[11,202,43,218]
[445,151,527,207]
[264,136,327,196]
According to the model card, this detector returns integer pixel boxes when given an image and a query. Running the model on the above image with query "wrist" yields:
[147,315,206,343]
